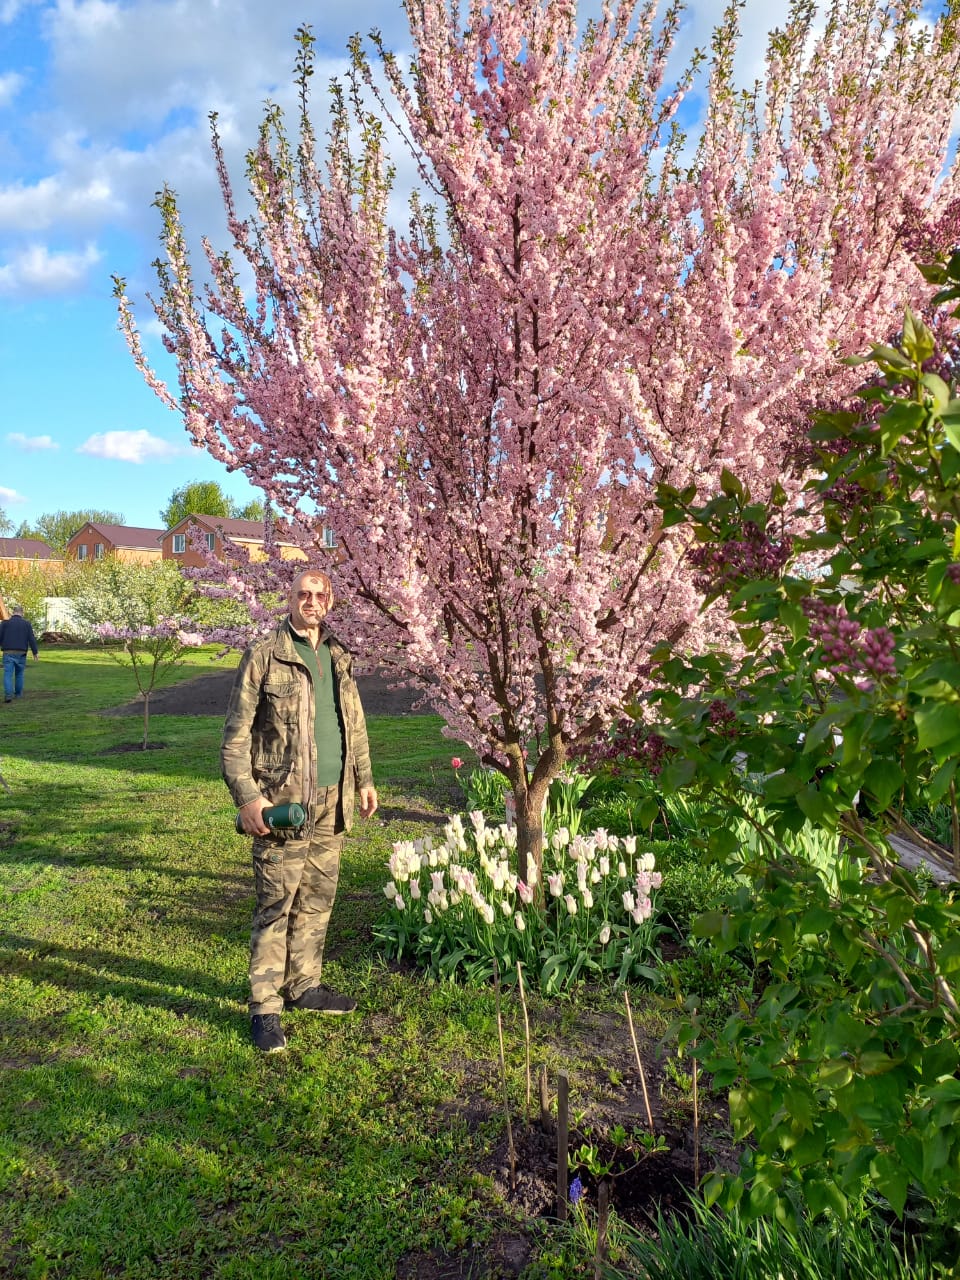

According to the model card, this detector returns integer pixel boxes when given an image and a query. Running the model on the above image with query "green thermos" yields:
[235,802,306,834]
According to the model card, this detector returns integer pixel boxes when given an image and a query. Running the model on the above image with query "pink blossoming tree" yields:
[117,0,960,879]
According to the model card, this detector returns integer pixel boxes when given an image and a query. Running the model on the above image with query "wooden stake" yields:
[556,1070,570,1221]
[492,958,517,1191]
[539,1062,551,1132]
[624,989,655,1133]
[516,961,532,1128]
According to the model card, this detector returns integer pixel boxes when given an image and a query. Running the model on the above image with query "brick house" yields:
[160,515,322,568]
[0,537,59,570]
[65,523,164,565]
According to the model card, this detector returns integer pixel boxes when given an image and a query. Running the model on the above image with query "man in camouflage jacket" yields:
[222,568,377,1053]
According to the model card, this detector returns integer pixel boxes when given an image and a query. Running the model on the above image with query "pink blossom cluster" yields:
[96,620,205,647]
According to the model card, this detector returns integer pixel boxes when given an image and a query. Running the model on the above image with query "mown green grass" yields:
[0,648,641,1279]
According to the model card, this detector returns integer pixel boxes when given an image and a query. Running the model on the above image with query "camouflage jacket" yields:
[221,620,374,835]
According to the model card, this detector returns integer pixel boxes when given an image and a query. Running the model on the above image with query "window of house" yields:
[172,534,186,553]
[94,543,104,560]
[205,532,217,551]
[322,526,337,548]
[77,544,87,561]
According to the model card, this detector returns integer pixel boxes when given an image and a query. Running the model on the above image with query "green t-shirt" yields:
[288,624,345,787]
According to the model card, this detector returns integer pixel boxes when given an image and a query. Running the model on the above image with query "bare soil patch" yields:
[101,668,432,719]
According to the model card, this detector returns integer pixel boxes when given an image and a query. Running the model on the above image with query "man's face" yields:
[288,574,331,632]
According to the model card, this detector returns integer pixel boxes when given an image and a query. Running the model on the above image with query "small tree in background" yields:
[72,558,206,747]
[97,619,206,749]
[118,0,960,880]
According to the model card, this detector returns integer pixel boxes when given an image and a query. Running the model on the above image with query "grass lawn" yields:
[0,648,668,1280]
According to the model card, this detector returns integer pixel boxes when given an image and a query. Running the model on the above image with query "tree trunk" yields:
[513,776,551,889]
[142,692,151,750]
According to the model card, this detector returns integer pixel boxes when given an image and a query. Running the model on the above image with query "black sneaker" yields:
[251,1013,287,1052]
[284,986,357,1015]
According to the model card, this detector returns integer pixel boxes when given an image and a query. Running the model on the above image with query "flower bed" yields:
[375,810,663,994]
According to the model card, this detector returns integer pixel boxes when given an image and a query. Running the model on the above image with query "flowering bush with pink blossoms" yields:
[375,810,663,993]
[96,619,206,749]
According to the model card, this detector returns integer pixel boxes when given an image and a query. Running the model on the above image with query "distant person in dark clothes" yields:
[0,605,38,703]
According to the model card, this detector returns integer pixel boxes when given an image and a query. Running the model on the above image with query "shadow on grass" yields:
[0,931,246,1024]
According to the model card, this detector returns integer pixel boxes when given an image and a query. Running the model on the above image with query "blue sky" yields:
[0,0,786,535]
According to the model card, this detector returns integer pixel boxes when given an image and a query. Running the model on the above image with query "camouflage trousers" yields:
[249,784,345,1015]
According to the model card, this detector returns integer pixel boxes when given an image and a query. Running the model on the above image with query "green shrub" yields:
[610,1195,940,1279]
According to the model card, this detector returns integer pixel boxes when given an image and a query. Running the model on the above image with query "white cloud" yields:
[0,242,101,295]
[0,71,24,107]
[0,485,26,504]
[76,429,185,463]
[6,432,58,451]
[0,175,117,231]
[0,0,40,24]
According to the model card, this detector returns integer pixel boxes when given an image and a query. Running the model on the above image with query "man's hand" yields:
[358,785,378,819]
[238,796,271,836]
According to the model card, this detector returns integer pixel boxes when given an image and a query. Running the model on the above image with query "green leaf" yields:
[915,701,960,753]
[878,401,926,457]
[871,1155,909,1217]
[762,771,803,801]
[902,309,936,365]
[720,468,745,499]
[863,758,904,810]
[798,907,833,937]
[802,714,836,754]
[922,372,951,412]
[693,910,726,939]
[942,412,960,454]
[818,1058,854,1089]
